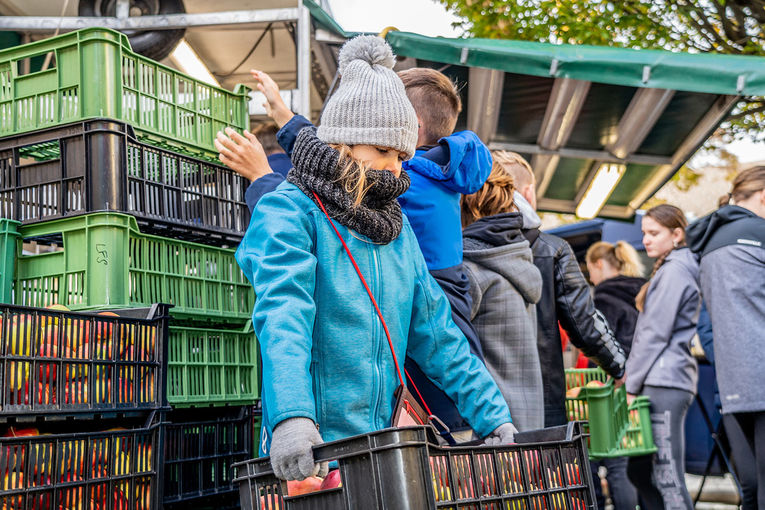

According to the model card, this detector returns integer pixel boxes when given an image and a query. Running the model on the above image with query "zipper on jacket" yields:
[371,246,385,428]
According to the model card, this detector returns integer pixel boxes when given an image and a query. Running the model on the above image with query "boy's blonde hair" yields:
[494,151,535,190]
[461,158,517,227]
[398,68,462,145]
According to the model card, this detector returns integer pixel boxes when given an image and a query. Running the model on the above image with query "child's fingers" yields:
[243,130,263,147]
[225,127,248,145]
[215,131,238,152]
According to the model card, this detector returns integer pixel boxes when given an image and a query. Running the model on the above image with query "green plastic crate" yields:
[167,321,259,407]
[0,28,250,160]
[565,367,629,459]
[0,219,20,303]
[617,396,657,456]
[4,212,254,321]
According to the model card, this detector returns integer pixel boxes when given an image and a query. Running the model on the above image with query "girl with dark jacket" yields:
[626,204,699,510]
[686,166,765,508]
[461,152,544,432]
[586,241,646,356]
[585,241,646,510]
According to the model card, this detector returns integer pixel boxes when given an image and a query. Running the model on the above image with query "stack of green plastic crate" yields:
[0,28,261,507]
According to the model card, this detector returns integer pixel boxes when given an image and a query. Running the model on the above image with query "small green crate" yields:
[167,321,259,407]
[565,368,629,459]
[616,396,657,456]
[0,219,20,304]
[0,28,250,160]
[2,212,254,321]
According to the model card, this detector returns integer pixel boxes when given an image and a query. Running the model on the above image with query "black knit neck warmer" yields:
[287,127,410,244]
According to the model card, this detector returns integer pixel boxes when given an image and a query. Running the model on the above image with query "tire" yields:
[78,0,186,61]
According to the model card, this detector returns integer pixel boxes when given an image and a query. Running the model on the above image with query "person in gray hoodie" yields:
[686,166,765,508]
[626,204,700,510]
[461,153,544,432]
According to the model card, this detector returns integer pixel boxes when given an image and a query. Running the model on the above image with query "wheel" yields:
[77,0,186,61]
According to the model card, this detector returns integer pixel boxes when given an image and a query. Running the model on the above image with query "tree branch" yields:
[727,103,765,121]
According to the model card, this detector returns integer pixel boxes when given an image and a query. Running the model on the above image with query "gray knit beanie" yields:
[317,35,419,159]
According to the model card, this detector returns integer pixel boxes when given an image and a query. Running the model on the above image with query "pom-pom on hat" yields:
[317,35,419,159]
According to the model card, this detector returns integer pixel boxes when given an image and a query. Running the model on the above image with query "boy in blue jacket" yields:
[217,67,492,440]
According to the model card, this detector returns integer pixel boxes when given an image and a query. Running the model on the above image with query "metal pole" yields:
[296,1,311,119]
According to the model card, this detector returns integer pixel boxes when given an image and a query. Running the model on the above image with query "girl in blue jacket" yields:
[235,35,514,481]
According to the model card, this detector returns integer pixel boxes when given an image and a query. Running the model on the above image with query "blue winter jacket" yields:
[235,181,512,455]
[243,115,492,433]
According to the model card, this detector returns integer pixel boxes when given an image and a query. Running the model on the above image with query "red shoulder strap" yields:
[311,191,433,416]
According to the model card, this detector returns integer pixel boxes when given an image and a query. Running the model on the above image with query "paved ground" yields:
[602,473,741,509]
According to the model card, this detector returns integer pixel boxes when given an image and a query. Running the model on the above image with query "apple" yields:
[95,312,118,360]
[7,314,32,356]
[286,476,323,496]
[259,495,282,510]
[319,469,341,490]
[135,443,152,473]
[36,382,56,405]
[64,380,87,405]
[565,387,581,399]
[585,380,606,388]
[1,472,23,494]
[134,479,152,510]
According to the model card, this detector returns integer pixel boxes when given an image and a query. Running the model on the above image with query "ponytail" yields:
[613,241,644,277]
[634,204,688,312]
[585,241,644,278]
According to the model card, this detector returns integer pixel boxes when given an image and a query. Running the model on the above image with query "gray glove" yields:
[484,422,518,446]
[269,417,328,480]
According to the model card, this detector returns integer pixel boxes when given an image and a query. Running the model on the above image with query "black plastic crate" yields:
[0,119,251,247]
[0,412,161,509]
[0,303,170,420]
[233,423,595,510]
[163,406,255,504]
[164,491,241,510]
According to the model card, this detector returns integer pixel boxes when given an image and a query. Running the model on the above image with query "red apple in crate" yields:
[585,380,605,388]
[64,380,88,405]
[319,469,341,490]
[36,382,56,405]
[135,443,152,473]
[95,312,118,360]
[259,495,282,510]
[286,476,323,496]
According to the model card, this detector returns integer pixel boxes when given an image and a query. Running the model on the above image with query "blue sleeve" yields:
[244,173,286,213]
[406,251,512,437]
[697,301,714,365]
[438,131,493,194]
[277,115,314,156]
[235,191,318,427]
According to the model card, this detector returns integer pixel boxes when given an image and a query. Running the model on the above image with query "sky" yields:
[326,0,764,164]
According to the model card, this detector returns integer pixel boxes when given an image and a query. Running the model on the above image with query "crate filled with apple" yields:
[0,303,169,418]
[0,415,159,510]
[233,423,595,510]
[564,368,630,459]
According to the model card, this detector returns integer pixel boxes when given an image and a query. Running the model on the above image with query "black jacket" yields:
[525,229,627,427]
[593,275,646,356]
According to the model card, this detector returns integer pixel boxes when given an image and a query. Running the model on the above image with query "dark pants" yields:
[590,457,637,510]
[628,386,694,510]
[732,410,765,509]
[722,413,757,509]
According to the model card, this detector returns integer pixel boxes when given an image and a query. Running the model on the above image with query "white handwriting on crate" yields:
[96,244,108,265]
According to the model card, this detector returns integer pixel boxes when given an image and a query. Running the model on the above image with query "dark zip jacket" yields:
[592,275,646,356]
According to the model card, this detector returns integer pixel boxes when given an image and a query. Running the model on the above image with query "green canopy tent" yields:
[306,0,765,219]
